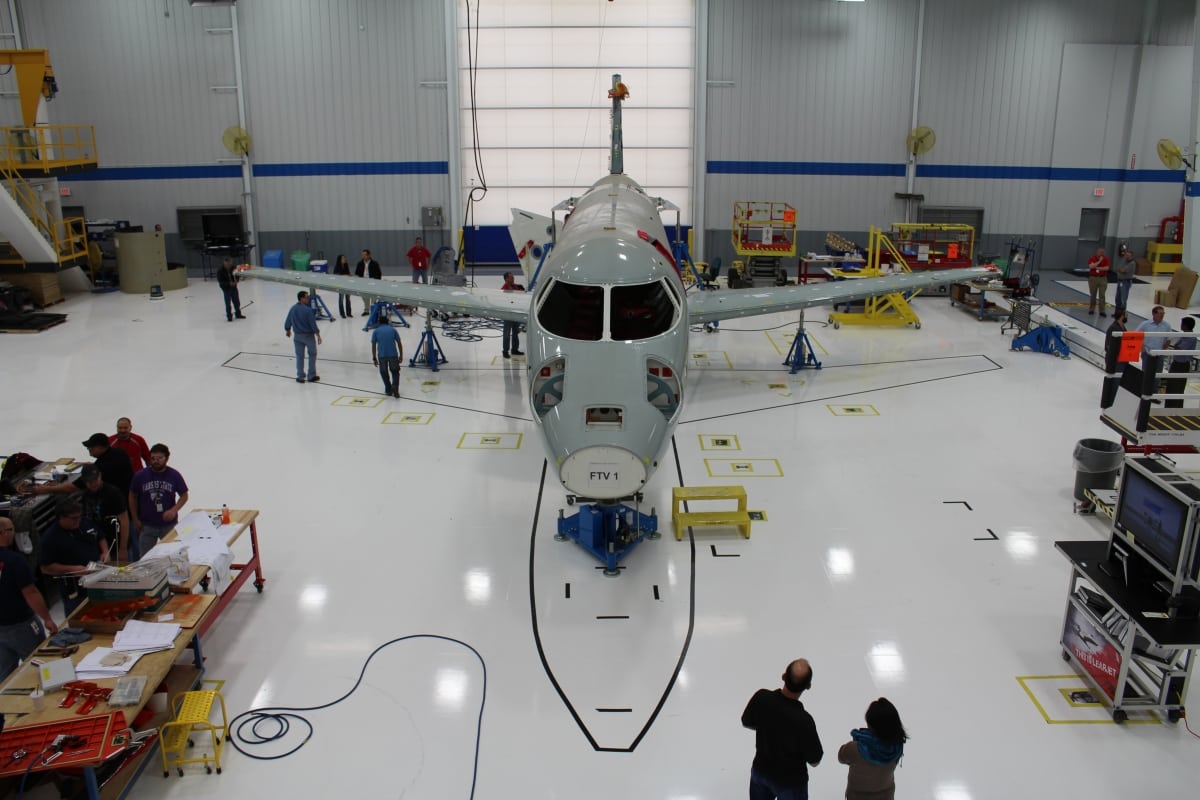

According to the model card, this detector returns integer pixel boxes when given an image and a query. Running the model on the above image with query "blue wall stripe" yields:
[1186,182,1200,197]
[59,161,450,181]
[707,160,1184,184]
[60,165,241,181]
[253,161,448,177]
[708,160,904,177]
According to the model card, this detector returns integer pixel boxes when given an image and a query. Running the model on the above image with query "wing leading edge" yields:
[237,268,531,322]
[684,266,998,324]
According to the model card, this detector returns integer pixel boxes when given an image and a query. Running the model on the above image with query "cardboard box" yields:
[1163,265,1198,309]
[1154,288,1178,308]
[1135,257,1152,276]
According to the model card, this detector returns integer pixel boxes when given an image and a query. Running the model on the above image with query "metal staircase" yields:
[0,123,95,266]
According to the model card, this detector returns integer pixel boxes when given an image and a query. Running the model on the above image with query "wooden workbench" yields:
[0,595,214,799]
[161,508,266,636]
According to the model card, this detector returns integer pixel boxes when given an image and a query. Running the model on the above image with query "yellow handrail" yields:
[0,160,88,263]
[0,124,97,173]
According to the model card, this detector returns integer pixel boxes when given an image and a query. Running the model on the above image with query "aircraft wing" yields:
[685,266,999,324]
[237,268,530,322]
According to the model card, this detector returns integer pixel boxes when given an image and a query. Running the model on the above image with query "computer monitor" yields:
[1113,466,1191,583]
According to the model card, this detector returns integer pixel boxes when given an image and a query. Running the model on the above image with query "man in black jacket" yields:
[217,257,245,321]
[355,248,382,316]
[742,658,823,799]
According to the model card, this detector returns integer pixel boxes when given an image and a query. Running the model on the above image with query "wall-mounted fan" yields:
[1156,138,1193,171]
[905,125,937,157]
[222,125,253,156]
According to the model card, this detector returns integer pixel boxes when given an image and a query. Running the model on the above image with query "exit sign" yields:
[1093,187,1105,197]
[59,187,71,196]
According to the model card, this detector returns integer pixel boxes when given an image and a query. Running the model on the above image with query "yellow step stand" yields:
[159,688,230,777]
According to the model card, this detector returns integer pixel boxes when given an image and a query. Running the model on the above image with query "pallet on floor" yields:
[0,312,68,333]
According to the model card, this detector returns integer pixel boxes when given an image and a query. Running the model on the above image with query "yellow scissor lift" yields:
[731,201,797,287]
[827,226,922,329]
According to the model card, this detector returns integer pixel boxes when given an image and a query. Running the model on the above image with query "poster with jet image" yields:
[1063,602,1121,700]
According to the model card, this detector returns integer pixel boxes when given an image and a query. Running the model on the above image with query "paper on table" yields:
[75,647,144,679]
[112,620,181,653]
[174,510,219,539]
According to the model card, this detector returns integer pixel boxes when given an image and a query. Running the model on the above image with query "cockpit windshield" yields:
[610,280,677,341]
[537,280,605,341]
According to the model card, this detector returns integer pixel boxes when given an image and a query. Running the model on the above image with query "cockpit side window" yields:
[610,280,676,341]
[536,280,605,341]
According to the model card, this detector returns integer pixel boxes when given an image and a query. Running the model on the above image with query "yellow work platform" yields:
[672,485,751,539]
[1147,241,1184,276]
[160,688,229,777]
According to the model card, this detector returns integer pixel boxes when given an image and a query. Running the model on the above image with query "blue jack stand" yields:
[409,314,447,371]
[784,311,821,372]
[363,301,412,331]
[1011,325,1070,358]
[556,499,659,576]
[310,291,335,322]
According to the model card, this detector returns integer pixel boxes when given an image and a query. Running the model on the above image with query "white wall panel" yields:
[9,0,450,235]
[704,0,1193,245]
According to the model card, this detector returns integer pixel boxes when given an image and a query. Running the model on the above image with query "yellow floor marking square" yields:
[704,458,783,478]
[689,351,733,369]
[747,510,766,521]
[382,412,434,425]
[699,434,741,451]
[332,396,383,408]
[1016,675,1159,725]
[457,432,523,449]
[827,404,879,416]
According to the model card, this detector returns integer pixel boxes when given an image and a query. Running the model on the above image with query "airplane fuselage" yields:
[525,174,687,500]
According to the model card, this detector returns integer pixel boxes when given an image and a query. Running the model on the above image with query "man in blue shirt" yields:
[285,290,323,383]
[1136,305,1174,396]
[371,312,405,397]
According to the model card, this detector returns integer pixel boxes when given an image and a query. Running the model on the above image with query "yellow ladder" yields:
[672,485,752,539]
[159,689,229,777]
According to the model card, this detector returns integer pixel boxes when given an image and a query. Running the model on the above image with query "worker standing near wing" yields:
[371,312,404,398]
[501,271,525,359]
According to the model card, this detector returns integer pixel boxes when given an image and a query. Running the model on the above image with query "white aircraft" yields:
[238,77,994,569]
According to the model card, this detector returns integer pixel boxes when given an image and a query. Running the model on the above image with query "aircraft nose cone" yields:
[560,446,647,499]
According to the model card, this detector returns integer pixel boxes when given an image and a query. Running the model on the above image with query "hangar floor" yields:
[2,273,1196,799]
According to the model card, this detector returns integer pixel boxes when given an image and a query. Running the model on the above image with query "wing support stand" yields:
[309,290,335,322]
[409,314,447,372]
[556,497,658,576]
[785,310,822,373]
[363,301,412,331]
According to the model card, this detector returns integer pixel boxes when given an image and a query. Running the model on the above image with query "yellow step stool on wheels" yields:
[159,689,230,777]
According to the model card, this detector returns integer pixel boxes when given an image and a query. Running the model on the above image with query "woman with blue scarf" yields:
[837,697,907,799]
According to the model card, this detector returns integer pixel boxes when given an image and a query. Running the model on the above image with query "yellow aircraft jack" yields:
[827,226,922,329]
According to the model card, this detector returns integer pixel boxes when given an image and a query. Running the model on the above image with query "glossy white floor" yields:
[3,273,1198,799]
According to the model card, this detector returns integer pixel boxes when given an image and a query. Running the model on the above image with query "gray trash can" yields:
[1072,438,1124,501]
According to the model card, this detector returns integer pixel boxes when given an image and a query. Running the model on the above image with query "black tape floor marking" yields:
[943,500,973,511]
[529,439,697,753]
[710,545,740,558]
[975,528,999,541]
[222,352,528,420]
[596,615,630,620]
[564,583,570,599]
[681,354,1002,425]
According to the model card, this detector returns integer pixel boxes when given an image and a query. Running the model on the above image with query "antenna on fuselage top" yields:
[608,74,630,175]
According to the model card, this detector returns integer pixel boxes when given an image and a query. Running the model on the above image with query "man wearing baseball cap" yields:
[76,465,131,562]
[82,432,133,495]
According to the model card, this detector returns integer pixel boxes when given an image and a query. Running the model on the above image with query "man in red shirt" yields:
[406,237,432,284]
[109,417,151,471]
[1087,247,1110,317]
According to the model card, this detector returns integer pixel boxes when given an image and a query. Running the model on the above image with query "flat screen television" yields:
[201,213,244,243]
[1113,466,1190,582]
